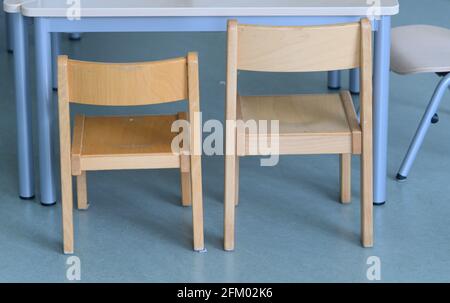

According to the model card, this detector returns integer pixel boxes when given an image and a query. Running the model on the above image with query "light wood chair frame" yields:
[58,53,204,254]
[224,19,373,250]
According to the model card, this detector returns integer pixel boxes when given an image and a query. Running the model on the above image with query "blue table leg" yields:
[6,12,14,53]
[11,13,35,199]
[350,68,360,94]
[35,18,57,205]
[51,33,60,90]
[328,71,341,89]
[373,16,392,205]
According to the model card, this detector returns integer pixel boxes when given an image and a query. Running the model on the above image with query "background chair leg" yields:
[224,155,236,251]
[180,154,192,206]
[397,73,450,181]
[235,156,240,206]
[190,155,205,251]
[76,172,89,210]
[340,154,352,204]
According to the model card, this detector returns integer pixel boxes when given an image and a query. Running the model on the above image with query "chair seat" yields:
[237,92,361,156]
[71,114,183,172]
[391,25,450,75]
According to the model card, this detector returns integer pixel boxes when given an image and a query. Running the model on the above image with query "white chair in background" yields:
[391,25,450,181]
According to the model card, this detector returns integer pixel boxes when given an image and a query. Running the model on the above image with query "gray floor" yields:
[1,0,450,282]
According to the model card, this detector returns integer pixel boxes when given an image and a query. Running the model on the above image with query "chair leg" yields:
[190,155,205,251]
[397,73,450,181]
[224,154,237,251]
[76,172,89,210]
[180,154,191,207]
[61,169,74,254]
[340,154,352,204]
[235,156,240,206]
[361,148,373,247]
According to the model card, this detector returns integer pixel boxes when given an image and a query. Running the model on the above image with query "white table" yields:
[4,0,399,206]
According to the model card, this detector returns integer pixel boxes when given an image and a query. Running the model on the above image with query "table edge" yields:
[16,4,399,17]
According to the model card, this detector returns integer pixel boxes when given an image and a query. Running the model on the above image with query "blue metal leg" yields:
[328,71,341,89]
[397,73,450,181]
[373,16,392,205]
[11,13,35,199]
[350,68,360,94]
[6,12,14,53]
[51,33,60,90]
[35,18,57,205]
[69,33,82,40]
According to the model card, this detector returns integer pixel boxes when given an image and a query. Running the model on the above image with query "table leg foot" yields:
[20,195,35,200]
[41,201,57,206]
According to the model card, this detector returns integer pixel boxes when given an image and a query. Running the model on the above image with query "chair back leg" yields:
[340,154,352,204]
[180,154,192,206]
[77,172,89,210]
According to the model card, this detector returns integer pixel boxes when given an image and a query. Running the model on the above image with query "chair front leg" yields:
[361,149,373,247]
[224,153,237,251]
[190,154,205,252]
[61,165,74,254]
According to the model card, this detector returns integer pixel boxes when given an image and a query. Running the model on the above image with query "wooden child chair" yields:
[224,19,373,250]
[57,53,204,254]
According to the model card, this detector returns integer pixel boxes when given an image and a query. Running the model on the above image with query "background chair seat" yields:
[391,25,450,75]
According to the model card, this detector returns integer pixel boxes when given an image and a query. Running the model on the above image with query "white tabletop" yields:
[5,0,399,17]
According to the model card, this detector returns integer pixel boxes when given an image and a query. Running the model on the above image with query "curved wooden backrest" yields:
[58,56,188,106]
[226,18,373,135]
[231,21,363,72]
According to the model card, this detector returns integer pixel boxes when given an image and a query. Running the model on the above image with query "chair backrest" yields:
[58,55,193,106]
[58,53,201,161]
[226,19,372,124]
[230,20,367,73]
